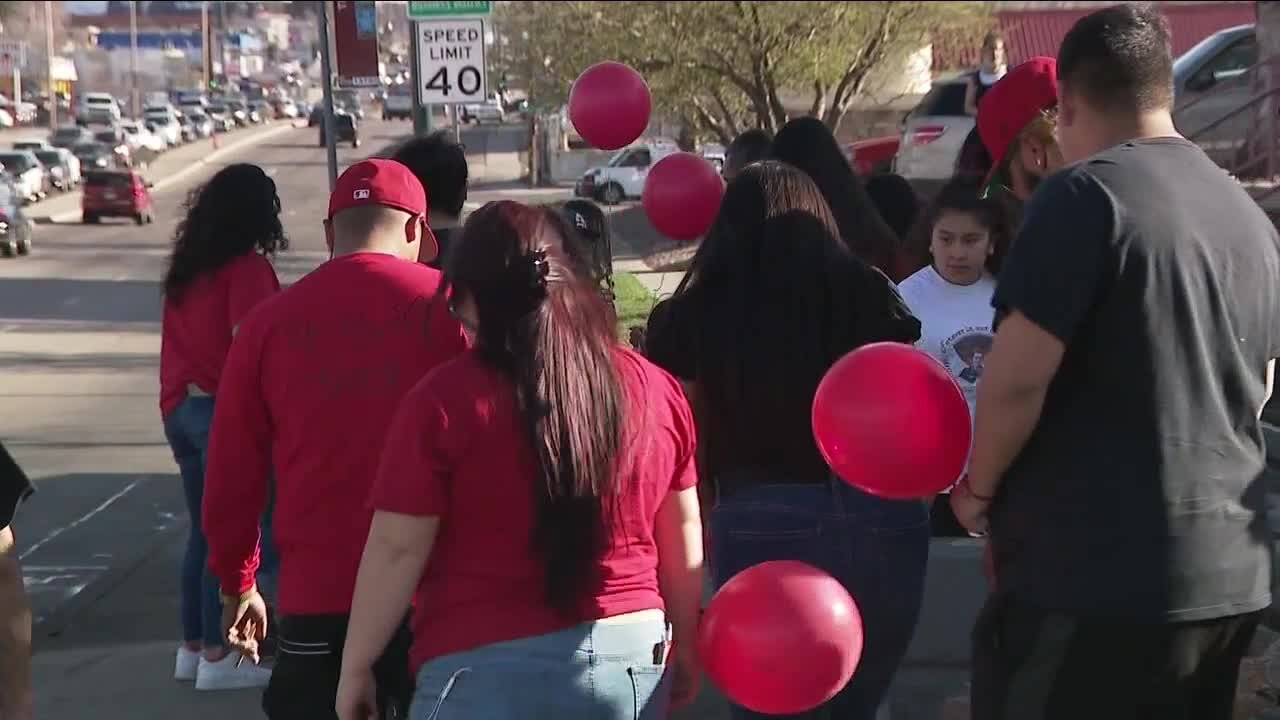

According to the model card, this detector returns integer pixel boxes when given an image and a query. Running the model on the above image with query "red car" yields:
[82,169,155,225]
[844,135,900,176]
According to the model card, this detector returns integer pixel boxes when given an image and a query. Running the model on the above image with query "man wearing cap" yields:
[202,159,467,719]
[976,56,1064,203]
[953,5,1280,716]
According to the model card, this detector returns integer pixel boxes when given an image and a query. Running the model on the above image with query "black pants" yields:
[929,494,969,537]
[262,613,413,720]
[971,592,1260,720]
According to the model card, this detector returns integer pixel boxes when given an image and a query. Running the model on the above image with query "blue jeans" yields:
[163,395,223,649]
[709,476,930,720]
[410,615,670,720]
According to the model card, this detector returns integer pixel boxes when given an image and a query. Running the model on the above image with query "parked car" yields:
[33,148,78,191]
[383,85,413,121]
[471,101,506,125]
[308,104,324,127]
[120,121,167,153]
[0,151,47,203]
[184,111,214,138]
[205,105,236,132]
[1170,23,1256,168]
[50,125,93,149]
[76,92,122,125]
[93,128,132,167]
[248,101,269,123]
[12,140,50,152]
[320,112,360,148]
[81,168,155,225]
[178,116,199,143]
[144,107,183,146]
[225,99,251,126]
[846,136,900,176]
[72,141,115,171]
[0,172,33,256]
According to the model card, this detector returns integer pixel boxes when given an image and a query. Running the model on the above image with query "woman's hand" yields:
[335,667,379,720]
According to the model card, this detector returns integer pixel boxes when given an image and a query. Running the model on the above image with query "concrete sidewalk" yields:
[29,522,1280,719]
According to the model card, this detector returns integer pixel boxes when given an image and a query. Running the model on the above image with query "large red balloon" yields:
[568,62,651,151]
[698,561,863,715]
[641,152,723,241]
[812,342,971,499]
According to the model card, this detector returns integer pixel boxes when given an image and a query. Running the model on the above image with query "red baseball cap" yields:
[327,158,437,258]
[328,158,429,219]
[976,56,1059,195]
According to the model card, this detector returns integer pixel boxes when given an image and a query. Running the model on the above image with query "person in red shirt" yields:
[334,201,706,720]
[159,162,283,690]
[203,158,466,719]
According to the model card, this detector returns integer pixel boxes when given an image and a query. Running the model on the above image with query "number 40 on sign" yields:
[416,18,488,105]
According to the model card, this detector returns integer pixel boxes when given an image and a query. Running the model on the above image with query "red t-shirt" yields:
[204,252,467,615]
[372,346,698,670]
[158,252,279,415]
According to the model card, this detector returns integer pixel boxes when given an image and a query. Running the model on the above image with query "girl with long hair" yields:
[772,117,901,275]
[644,162,929,720]
[159,162,285,689]
[897,179,1014,537]
[335,201,704,720]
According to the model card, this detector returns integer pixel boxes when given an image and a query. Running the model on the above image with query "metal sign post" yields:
[318,0,338,190]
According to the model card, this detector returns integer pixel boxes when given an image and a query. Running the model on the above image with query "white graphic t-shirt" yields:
[897,266,996,490]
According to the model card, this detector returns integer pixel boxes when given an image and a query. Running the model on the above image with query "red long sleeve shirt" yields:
[203,252,466,614]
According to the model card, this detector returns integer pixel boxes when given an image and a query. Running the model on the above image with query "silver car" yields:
[892,74,974,194]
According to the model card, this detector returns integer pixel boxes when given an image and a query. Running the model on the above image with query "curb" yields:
[35,122,304,224]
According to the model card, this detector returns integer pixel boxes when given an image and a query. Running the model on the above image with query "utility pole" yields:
[201,2,210,90]
[318,0,338,190]
[44,0,56,129]
[129,0,139,118]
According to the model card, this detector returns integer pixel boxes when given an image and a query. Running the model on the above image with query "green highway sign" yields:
[408,1,491,19]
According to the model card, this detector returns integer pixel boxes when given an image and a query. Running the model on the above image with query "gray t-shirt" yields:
[990,137,1280,622]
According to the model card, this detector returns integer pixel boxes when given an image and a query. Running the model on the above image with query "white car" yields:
[144,109,183,146]
[119,121,167,153]
[0,151,46,202]
[575,142,680,205]
[77,93,122,125]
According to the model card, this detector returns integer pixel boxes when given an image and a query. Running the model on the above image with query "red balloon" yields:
[641,152,723,241]
[699,561,863,715]
[568,62,652,151]
[812,342,971,499]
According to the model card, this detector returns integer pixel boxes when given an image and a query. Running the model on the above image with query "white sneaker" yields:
[194,651,272,690]
[174,646,200,681]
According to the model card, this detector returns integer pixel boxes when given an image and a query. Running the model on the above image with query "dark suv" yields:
[319,112,360,148]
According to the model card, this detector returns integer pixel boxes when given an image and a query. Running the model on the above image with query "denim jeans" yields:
[410,614,670,720]
[163,395,223,648]
[709,475,930,720]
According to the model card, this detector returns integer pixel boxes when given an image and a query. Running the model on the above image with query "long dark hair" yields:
[673,161,899,481]
[558,199,614,301]
[163,163,286,302]
[771,116,900,273]
[908,177,1015,276]
[446,201,625,613]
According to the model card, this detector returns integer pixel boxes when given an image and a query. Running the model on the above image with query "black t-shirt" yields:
[0,440,32,530]
[990,137,1280,622]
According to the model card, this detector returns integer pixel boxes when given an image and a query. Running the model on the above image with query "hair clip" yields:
[530,248,550,284]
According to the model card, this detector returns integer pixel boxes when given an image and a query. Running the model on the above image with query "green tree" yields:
[494,0,988,142]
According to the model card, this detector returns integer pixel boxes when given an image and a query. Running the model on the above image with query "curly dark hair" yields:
[162,163,286,302]
[907,177,1015,276]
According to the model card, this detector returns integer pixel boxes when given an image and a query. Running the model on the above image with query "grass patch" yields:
[613,272,659,333]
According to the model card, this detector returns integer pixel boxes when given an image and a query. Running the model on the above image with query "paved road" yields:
[0,119,414,630]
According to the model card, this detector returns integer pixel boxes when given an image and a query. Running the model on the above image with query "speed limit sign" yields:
[416,18,488,104]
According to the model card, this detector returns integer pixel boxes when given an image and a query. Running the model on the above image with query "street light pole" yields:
[44,0,56,129]
[317,0,338,190]
[129,0,139,118]
[201,2,209,91]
